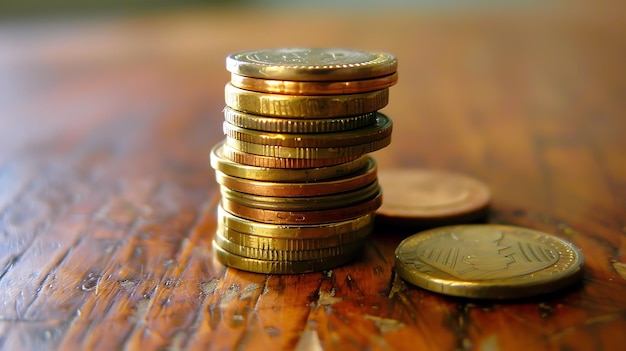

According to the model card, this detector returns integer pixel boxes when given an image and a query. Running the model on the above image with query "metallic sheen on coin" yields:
[377,169,490,227]
[229,72,398,95]
[215,157,376,197]
[224,107,377,133]
[223,113,392,148]
[213,243,359,274]
[225,84,389,118]
[210,141,370,181]
[226,48,397,81]
[395,224,584,299]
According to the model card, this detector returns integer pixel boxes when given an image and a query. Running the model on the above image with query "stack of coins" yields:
[210,48,398,274]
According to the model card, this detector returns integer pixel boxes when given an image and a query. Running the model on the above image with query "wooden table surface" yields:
[1,3,626,350]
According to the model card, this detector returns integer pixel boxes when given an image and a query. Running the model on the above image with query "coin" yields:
[210,141,370,181]
[220,181,380,211]
[217,205,374,239]
[230,72,398,95]
[225,135,392,159]
[218,223,371,250]
[376,169,490,227]
[215,157,376,197]
[224,107,377,133]
[221,189,382,224]
[226,48,397,81]
[213,242,359,274]
[223,113,392,148]
[225,84,388,118]
[395,224,584,299]
[214,230,364,261]
[220,142,359,168]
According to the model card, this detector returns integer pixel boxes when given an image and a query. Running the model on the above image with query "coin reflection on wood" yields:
[395,224,584,299]
[209,47,397,273]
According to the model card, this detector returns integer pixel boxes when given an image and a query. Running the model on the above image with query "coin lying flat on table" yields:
[226,48,397,82]
[376,169,490,228]
[395,224,584,299]
[230,72,398,95]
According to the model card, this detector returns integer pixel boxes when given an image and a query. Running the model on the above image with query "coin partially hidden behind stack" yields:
[209,48,398,274]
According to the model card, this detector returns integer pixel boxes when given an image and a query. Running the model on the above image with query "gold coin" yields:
[215,157,376,197]
[226,48,397,82]
[376,169,490,227]
[395,224,584,299]
[218,223,372,250]
[225,84,389,118]
[224,107,377,133]
[223,113,392,148]
[225,135,391,159]
[217,205,374,239]
[230,72,398,95]
[210,141,370,181]
[213,242,359,274]
[214,230,364,261]
[219,142,359,168]
[221,189,382,225]
[220,181,380,211]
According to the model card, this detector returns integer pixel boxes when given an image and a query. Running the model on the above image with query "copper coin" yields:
[219,181,380,211]
[377,169,490,227]
[214,157,376,197]
[229,72,398,95]
[221,190,382,225]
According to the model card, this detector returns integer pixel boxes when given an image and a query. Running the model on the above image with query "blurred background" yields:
[0,0,623,170]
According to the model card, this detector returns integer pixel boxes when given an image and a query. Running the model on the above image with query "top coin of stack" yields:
[210,48,398,274]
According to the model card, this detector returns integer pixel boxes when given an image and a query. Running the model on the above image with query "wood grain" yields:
[1,3,626,350]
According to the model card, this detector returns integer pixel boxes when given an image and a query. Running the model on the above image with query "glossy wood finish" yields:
[1,4,625,350]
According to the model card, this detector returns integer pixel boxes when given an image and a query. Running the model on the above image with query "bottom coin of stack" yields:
[210,142,380,274]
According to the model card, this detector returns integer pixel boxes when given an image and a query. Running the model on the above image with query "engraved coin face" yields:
[227,48,397,81]
[395,224,584,299]
[377,169,490,227]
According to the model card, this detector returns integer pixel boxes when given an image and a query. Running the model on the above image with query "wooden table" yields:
[1,4,625,350]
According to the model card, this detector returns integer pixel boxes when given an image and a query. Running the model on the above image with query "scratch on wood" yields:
[387,270,407,299]
[317,289,342,306]
[364,315,406,333]
[239,283,260,300]
[220,284,240,306]
[294,329,323,351]
[200,278,220,295]
[612,261,626,280]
